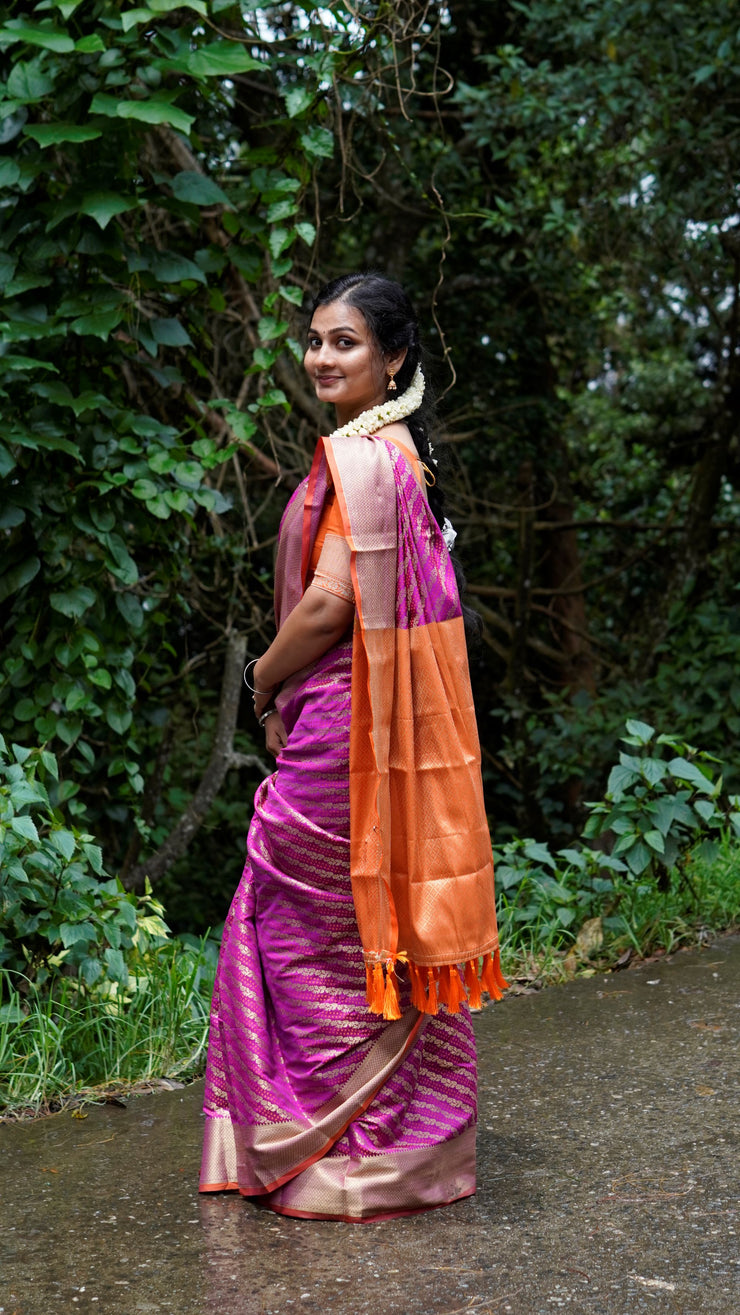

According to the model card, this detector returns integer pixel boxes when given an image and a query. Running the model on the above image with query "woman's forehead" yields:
[309,301,369,336]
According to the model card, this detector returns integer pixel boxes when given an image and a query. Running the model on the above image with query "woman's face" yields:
[304,301,404,427]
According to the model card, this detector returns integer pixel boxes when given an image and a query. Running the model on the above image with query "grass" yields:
[2,839,738,1120]
[0,936,217,1120]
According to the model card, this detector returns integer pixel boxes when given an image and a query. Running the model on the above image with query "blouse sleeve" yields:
[311,531,355,605]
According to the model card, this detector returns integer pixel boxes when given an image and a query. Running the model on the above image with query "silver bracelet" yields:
[243,657,273,695]
[258,708,278,728]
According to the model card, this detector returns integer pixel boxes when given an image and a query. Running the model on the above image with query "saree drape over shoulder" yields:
[200,434,506,1221]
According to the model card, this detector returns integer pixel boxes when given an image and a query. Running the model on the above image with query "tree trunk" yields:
[123,632,267,892]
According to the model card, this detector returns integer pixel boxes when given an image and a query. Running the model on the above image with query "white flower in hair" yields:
[330,366,425,439]
[442,518,457,552]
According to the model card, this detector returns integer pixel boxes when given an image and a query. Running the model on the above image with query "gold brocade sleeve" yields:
[311,530,355,605]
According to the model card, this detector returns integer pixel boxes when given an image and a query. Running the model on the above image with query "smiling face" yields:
[304,300,405,427]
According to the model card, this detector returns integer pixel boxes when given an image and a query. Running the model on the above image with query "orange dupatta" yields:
[296,433,507,1019]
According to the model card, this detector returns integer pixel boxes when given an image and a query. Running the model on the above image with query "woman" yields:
[199,273,506,1221]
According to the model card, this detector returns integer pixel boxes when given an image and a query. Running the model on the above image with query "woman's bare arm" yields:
[253,585,354,714]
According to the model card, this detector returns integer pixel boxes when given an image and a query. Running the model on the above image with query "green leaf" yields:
[103,533,138,585]
[106,705,133,735]
[0,159,21,187]
[522,841,556,868]
[9,815,40,844]
[606,763,638,800]
[667,758,714,795]
[50,829,76,861]
[295,221,316,246]
[50,586,96,619]
[694,798,718,823]
[120,8,158,32]
[268,226,294,260]
[266,198,298,223]
[75,33,105,53]
[148,0,207,12]
[23,123,102,146]
[116,95,194,135]
[7,57,55,102]
[144,495,171,519]
[280,285,304,307]
[59,921,96,948]
[640,758,667,786]
[182,41,262,78]
[257,316,288,342]
[71,305,125,339]
[150,253,206,284]
[79,192,138,229]
[40,750,59,779]
[171,170,231,207]
[284,86,313,117]
[622,718,654,744]
[104,946,127,983]
[300,125,334,159]
[79,955,103,985]
[644,829,665,854]
[0,556,41,604]
[150,317,192,346]
[624,841,652,876]
[0,23,75,53]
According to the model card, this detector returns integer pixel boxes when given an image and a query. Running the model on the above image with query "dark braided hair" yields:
[309,272,482,645]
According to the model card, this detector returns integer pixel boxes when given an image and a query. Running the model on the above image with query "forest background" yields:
[1,0,739,1106]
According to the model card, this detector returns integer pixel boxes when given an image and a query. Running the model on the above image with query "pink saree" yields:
[200,436,503,1220]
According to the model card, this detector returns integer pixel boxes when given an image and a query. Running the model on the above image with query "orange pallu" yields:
[275,432,507,1019]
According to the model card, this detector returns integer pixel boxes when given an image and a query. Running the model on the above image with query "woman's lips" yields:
[317,374,342,384]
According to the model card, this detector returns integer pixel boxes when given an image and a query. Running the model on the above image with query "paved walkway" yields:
[1,937,737,1315]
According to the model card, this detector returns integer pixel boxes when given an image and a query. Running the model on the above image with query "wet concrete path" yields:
[1,937,738,1315]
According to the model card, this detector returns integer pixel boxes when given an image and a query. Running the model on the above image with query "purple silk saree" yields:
[200,441,484,1221]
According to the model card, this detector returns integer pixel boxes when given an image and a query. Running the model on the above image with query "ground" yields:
[1,938,737,1314]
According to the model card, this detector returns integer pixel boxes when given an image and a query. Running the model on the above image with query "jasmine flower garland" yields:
[329,365,426,438]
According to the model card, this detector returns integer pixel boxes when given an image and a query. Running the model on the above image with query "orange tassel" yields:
[492,948,510,992]
[426,968,438,1015]
[369,961,385,1013]
[480,950,508,1001]
[409,962,427,1012]
[437,964,451,1007]
[446,965,466,1014]
[382,962,402,1020]
[464,958,483,1010]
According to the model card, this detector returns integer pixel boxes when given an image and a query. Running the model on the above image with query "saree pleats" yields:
[200,643,478,1219]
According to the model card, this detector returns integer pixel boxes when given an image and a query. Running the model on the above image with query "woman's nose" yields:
[314,338,334,367]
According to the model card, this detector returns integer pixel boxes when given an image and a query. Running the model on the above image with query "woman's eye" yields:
[337,337,355,348]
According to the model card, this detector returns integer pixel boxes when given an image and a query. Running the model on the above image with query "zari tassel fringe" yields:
[366,950,508,1019]
[480,948,509,1002]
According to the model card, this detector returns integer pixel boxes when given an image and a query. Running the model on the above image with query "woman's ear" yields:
[386,346,408,374]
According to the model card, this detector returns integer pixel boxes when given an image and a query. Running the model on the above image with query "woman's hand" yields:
[253,686,275,720]
[262,710,287,757]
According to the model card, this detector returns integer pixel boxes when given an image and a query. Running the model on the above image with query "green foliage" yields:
[0,736,170,989]
[0,935,217,1115]
[583,719,739,882]
[2,0,740,924]
[494,719,740,962]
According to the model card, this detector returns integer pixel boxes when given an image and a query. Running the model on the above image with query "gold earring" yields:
[387,366,397,392]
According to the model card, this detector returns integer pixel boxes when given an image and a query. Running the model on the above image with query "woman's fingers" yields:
[265,713,287,756]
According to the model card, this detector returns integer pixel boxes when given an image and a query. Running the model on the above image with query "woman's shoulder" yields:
[374,421,418,457]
